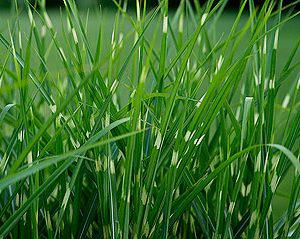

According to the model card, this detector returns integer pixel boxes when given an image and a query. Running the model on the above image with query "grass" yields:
[0,0,300,238]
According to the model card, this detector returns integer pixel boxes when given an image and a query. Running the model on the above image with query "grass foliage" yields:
[0,0,300,238]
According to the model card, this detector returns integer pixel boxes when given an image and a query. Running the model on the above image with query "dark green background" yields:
[0,0,260,9]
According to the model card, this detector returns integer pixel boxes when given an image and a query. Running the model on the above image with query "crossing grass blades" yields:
[0,0,300,238]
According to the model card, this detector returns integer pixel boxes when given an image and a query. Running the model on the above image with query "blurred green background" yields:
[0,0,288,10]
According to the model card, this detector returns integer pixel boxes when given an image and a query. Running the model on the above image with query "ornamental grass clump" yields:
[0,0,300,238]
